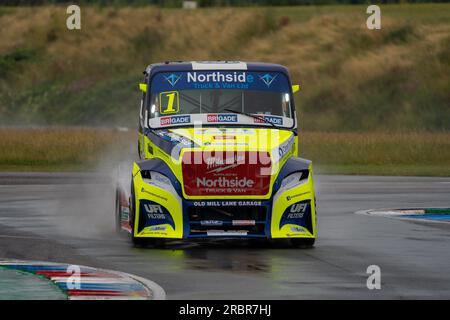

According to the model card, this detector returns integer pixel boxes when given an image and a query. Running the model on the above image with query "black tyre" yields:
[291,238,315,248]
[114,189,122,234]
[138,141,142,159]
[129,180,144,246]
[132,236,149,247]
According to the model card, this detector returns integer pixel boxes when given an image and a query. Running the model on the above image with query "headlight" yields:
[280,170,309,189]
[141,170,172,188]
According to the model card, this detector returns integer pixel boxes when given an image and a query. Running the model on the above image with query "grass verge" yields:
[0,4,449,131]
[0,128,448,176]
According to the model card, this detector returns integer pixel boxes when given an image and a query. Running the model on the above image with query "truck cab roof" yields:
[144,61,289,77]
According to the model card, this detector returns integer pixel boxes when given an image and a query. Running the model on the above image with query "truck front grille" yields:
[187,205,267,237]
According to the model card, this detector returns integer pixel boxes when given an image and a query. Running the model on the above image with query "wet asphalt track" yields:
[0,172,449,299]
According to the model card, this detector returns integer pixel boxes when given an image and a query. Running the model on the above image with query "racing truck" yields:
[115,61,317,247]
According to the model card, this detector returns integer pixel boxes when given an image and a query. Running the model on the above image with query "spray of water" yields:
[44,129,136,240]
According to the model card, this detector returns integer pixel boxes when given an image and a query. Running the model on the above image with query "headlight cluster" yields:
[280,170,309,190]
[141,170,172,189]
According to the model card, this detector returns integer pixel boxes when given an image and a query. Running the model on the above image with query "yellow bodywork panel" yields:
[135,127,315,240]
[142,127,296,200]
[271,163,316,238]
[132,162,183,239]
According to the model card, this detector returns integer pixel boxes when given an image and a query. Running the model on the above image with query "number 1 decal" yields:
[160,91,180,114]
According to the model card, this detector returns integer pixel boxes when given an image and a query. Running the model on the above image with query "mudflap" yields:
[115,186,131,234]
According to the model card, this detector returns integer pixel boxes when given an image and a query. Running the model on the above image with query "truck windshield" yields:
[147,71,294,128]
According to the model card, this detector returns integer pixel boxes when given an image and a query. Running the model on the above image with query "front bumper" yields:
[131,167,316,240]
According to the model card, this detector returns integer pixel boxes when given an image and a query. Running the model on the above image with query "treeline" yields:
[2,0,449,7]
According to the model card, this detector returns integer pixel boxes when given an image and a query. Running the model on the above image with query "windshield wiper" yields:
[223,109,276,128]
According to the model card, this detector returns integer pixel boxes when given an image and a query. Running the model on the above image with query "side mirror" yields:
[139,83,148,93]
[292,84,300,93]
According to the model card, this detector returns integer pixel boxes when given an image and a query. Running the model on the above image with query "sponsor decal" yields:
[144,204,163,215]
[197,177,254,189]
[207,114,238,123]
[205,154,245,173]
[253,115,283,125]
[187,71,251,83]
[213,135,236,140]
[151,71,289,93]
[187,71,254,83]
[150,226,167,231]
[237,200,262,206]
[182,151,271,196]
[204,142,249,146]
[140,200,175,230]
[279,200,312,233]
[206,230,248,236]
[120,207,130,220]
[160,115,191,126]
[164,73,182,87]
[157,130,194,146]
[259,73,277,87]
[278,136,294,159]
[193,200,262,207]
[232,220,256,226]
[142,229,168,236]
[186,71,254,89]
[290,226,306,233]
[288,203,307,218]
[195,129,255,135]
[200,220,223,226]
